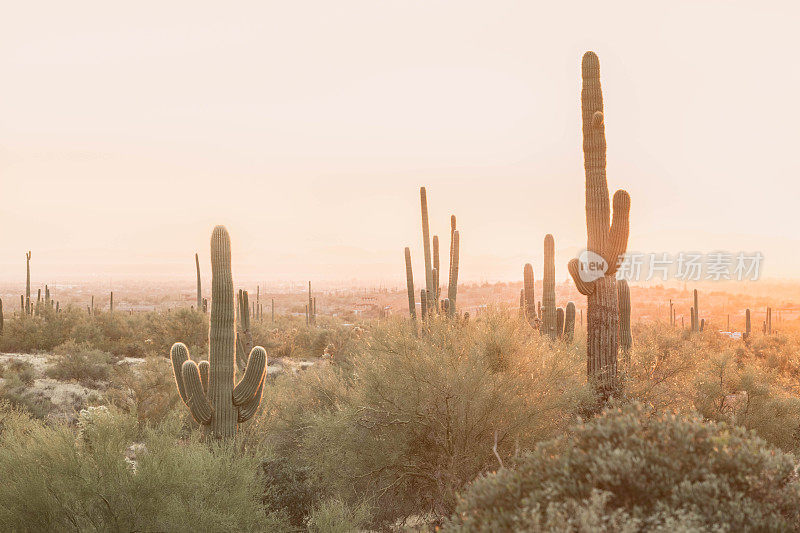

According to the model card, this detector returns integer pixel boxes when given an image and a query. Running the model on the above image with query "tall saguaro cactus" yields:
[404,247,416,320]
[420,187,434,312]
[567,52,631,396]
[541,234,557,339]
[692,289,700,333]
[196,253,202,311]
[171,226,267,439]
[25,251,31,316]
[447,230,460,317]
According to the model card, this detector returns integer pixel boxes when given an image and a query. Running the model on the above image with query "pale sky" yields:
[2,1,799,284]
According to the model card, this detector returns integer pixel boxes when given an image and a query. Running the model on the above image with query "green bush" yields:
[45,340,116,386]
[446,403,800,532]
[249,313,593,527]
[0,403,291,532]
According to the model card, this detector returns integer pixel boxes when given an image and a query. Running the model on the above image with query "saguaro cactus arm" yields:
[181,360,213,424]
[233,347,267,406]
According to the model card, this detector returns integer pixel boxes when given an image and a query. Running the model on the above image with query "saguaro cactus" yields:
[541,234,558,340]
[25,251,31,316]
[171,226,267,439]
[556,307,565,339]
[448,230,460,317]
[196,253,202,311]
[523,263,536,325]
[405,247,416,320]
[692,289,700,333]
[236,289,253,372]
[0,298,4,336]
[564,301,576,342]
[420,187,434,312]
[618,280,632,354]
[433,235,440,301]
[567,52,631,395]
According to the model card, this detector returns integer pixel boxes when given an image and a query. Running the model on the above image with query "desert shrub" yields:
[250,313,593,527]
[306,498,371,533]
[45,340,116,386]
[259,454,316,528]
[0,404,291,532]
[446,403,800,532]
[0,367,52,419]
[4,358,36,385]
[105,357,184,426]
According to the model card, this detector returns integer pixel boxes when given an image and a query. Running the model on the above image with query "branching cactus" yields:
[404,247,416,320]
[618,280,632,354]
[567,52,631,395]
[564,302,576,342]
[171,226,266,439]
[541,234,558,340]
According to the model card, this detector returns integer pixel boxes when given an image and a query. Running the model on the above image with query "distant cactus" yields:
[420,289,428,320]
[567,52,631,396]
[618,280,632,353]
[171,226,267,439]
[271,298,275,322]
[196,253,202,311]
[541,234,557,340]
[447,230,460,318]
[766,307,772,335]
[692,289,700,333]
[519,289,525,319]
[0,298,3,336]
[523,263,536,326]
[745,309,751,340]
[420,187,434,312]
[556,307,565,339]
[405,247,416,320]
[700,318,705,332]
[25,251,31,316]
[564,301,576,341]
[45,285,50,310]
[433,235,440,301]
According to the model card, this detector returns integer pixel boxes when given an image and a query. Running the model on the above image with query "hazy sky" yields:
[2,1,799,284]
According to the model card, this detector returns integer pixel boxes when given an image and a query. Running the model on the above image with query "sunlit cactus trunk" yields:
[196,253,202,311]
[171,226,266,439]
[0,298,3,336]
[420,187,435,312]
[564,301,576,341]
[405,247,416,320]
[110,291,114,314]
[447,230,460,318]
[541,234,557,340]
[25,251,31,316]
[567,52,630,398]
[523,263,536,326]
[618,280,632,354]
[692,289,700,332]
[556,307,565,338]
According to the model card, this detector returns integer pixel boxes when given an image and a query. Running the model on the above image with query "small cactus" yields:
[523,263,536,326]
[556,307,565,339]
[0,298,3,336]
[420,289,428,320]
[692,289,700,333]
[541,234,557,340]
[564,302,576,342]
[404,247,416,320]
[171,226,267,439]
